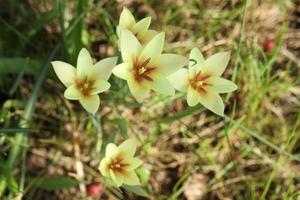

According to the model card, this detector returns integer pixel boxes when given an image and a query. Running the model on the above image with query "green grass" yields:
[0,0,299,199]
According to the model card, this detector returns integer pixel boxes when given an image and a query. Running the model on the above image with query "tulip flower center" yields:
[75,77,95,97]
[108,156,129,173]
[189,72,210,94]
[133,57,156,82]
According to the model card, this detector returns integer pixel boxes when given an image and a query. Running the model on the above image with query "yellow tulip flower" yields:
[99,139,143,187]
[112,29,188,102]
[51,48,117,114]
[116,7,157,45]
[168,48,237,116]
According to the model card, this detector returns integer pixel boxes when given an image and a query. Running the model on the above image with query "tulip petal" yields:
[64,85,81,100]
[119,7,136,28]
[120,29,142,62]
[99,157,111,177]
[131,17,151,36]
[140,32,165,60]
[79,95,100,114]
[203,51,230,77]
[149,77,175,95]
[143,29,157,44]
[187,87,200,106]
[112,62,132,80]
[51,61,76,87]
[122,171,141,186]
[127,158,143,170]
[119,138,138,157]
[92,80,110,95]
[127,80,150,102]
[198,92,225,116]
[158,54,188,75]
[77,48,93,79]
[205,77,237,93]
[91,57,118,80]
[189,47,205,69]
[106,143,119,157]
[110,170,124,187]
[167,68,189,92]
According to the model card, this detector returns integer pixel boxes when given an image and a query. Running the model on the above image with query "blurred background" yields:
[0,0,299,199]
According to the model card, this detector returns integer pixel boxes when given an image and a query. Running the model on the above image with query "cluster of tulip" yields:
[51,7,237,188]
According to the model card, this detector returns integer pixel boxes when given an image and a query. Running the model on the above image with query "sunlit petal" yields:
[119,138,138,157]
[77,48,93,79]
[120,29,142,62]
[91,57,118,80]
[203,51,230,77]
[127,80,150,102]
[187,87,200,106]
[131,17,151,36]
[99,157,111,177]
[79,95,100,114]
[64,85,81,100]
[92,80,110,95]
[127,158,143,170]
[149,77,175,95]
[51,61,76,87]
[167,68,189,92]
[189,47,205,69]
[142,29,157,44]
[119,7,136,28]
[205,77,237,93]
[122,171,141,186]
[105,143,119,157]
[110,170,124,187]
[112,62,132,80]
[158,54,188,75]
[140,32,165,60]
[198,92,224,116]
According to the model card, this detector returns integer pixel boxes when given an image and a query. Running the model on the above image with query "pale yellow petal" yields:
[119,138,138,157]
[142,29,157,44]
[198,92,224,116]
[186,87,200,107]
[64,85,81,100]
[91,57,118,80]
[119,7,136,28]
[77,48,93,79]
[120,29,142,62]
[158,54,188,75]
[167,68,189,92]
[140,32,165,60]
[112,62,132,80]
[92,80,110,95]
[127,80,150,102]
[127,158,143,170]
[51,61,76,87]
[205,77,237,93]
[131,17,151,36]
[122,171,141,186]
[189,47,205,69]
[110,170,124,187]
[203,51,230,77]
[106,143,119,157]
[79,95,100,114]
[149,77,175,96]
[99,157,111,177]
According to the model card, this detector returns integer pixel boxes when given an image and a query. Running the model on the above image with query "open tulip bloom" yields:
[168,48,237,116]
[99,139,143,187]
[117,7,157,45]
[112,29,188,102]
[51,48,117,114]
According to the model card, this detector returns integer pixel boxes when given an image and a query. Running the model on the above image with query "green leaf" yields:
[0,57,42,75]
[122,185,150,197]
[160,104,205,123]
[31,176,81,191]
